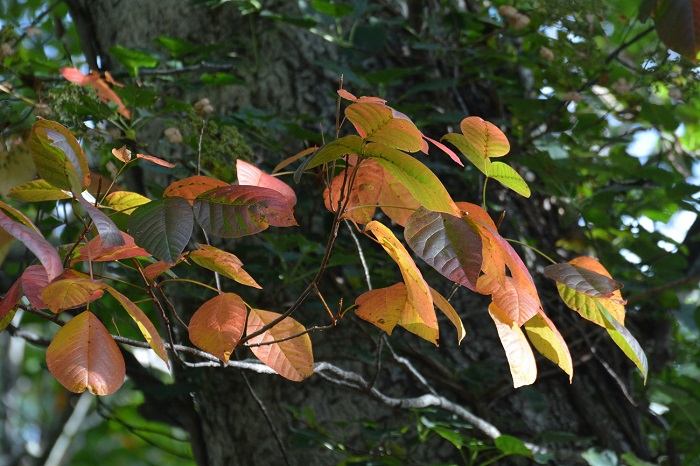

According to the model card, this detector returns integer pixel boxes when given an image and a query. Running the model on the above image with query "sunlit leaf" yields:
[21,265,49,309]
[544,261,623,298]
[488,302,537,388]
[429,287,466,344]
[441,133,491,174]
[460,116,510,157]
[77,197,125,248]
[189,293,247,364]
[194,185,296,238]
[323,159,383,224]
[345,102,424,152]
[303,135,363,172]
[189,244,261,289]
[0,209,63,281]
[355,283,407,334]
[365,220,438,344]
[40,275,105,313]
[46,311,125,395]
[246,309,314,381]
[377,168,421,227]
[364,143,459,216]
[28,120,89,192]
[423,135,463,166]
[105,287,169,366]
[337,89,387,104]
[8,179,71,202]
[128,198,194,264]
[524,310,573,382]
[405,208,482,292]
[72,231,150,264]
[478,275,540,326]
[487,161,531,198]
[596,300,648,383]
[102,191,151,215]
[237,159,297,206]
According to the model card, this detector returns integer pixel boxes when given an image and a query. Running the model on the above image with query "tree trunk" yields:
[65,2,656,465]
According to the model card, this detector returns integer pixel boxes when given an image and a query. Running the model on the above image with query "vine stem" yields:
[505,238,557,264]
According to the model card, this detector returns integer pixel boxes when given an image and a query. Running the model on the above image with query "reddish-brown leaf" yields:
[0,279,23,322]
[21,265,49,309]
[163,176,230,204]
[246,309,314,381]
[188,293,247,364]
[112,145,132,163]
[72,231,150,265]
[237,160,297,206]
[77,196,125,248]
[136,153,176,168]
[544,261,623,298]
[46,311,125,395]
[143,260,179,281]
[337,89,387,104]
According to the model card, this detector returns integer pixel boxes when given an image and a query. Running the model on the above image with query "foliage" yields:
[1,0,699,465]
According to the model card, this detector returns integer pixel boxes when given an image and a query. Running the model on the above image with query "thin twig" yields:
[345,219,372,290]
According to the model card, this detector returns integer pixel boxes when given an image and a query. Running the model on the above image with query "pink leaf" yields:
[236,160,297,206]
[0,210,63,281]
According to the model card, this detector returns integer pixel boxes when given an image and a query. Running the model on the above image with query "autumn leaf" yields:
[544,260,623,298]
[28,120,89,193]
[21,265,50,309]
[488,302,537,388]
[596,300,648,383]
[143,260,179,281]
[237,159,297,206]
[60,68,131,119]
[163,176,229,204]
[194,185,297,238]
[8,179,72,202]
[40,275,105,313]
[442,116,510,174]
[365,221,438,344]
[135,153,176,168]
[71,231,149,265]
[345,102,424,153]
[376,168,421,227]
[128,198,194,264]
[355,283,407,334]
[77,196,125,248]
[246,309,314,381]
[189,244,261,289]
[189,293,247,364]
[46,311,125,395]
[430,287,466,344]
[112,145,132,163]
[524,310,573,382]
[105,287,169,366]
[323,159,383,224]
[0,279,23,325]
[404,207,483,292]
[0,209,63,281]
[102,191,150,215]
[337,89,387,104]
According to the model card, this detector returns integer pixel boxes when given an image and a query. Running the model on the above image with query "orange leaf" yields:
[355,283,407,334]
[189,244,261,289]
[337,89,387,104]
[40,275,105,313]
[143,260,179,281]
[71,231,150,265]
[323,159,383,224]
[365,221,438,344]
[376,169,421,227]
[105,287,169,367]
[345,103,424,153]
[136,153,175,168]
[46,311,125,395]
[60,68,131,119]
[246,309,314,381]
[460,117,510,158]
[189,293,247,364]
[237,160,297,206]
[163,175,229,204]
[488,302,537,388]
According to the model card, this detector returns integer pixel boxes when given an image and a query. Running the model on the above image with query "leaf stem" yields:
[505,238,557,264]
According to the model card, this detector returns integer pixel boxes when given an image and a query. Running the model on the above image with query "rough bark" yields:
[63,2,657,465]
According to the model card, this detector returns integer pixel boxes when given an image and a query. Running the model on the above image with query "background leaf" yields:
[46,311,125,395]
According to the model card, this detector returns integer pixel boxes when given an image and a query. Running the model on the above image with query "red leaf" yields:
[544,261,623,298]
[237,159,297,206]
[46,311,125,395]
[188,293,247,364]
[21,265,49,309]
[72,231,150,265]
[0,209,63,281]
[0,279,23,322]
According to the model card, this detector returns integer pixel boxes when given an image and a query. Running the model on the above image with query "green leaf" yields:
[7,179,72,202]
[487,162,531,197]
[193,185,296,238]
[596,300,648,383]
[494,435,532,457]
[364,143,458,215]
[441,133,491,174]
[404,207,482,291]
[28,120,89,193]
[311,0,354,17]
[109,46,159,75]
[128,198,194,264]
[300,135,363,176]
[345,103,424,152]
[201,72,243,86]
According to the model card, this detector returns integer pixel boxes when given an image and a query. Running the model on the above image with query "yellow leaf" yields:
[429,287,466,344]
[524,310,573,382]
[488,302,537,388]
